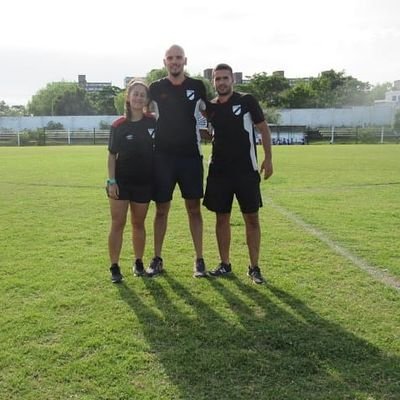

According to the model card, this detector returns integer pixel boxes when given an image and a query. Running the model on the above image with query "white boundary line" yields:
[268,200,400,291]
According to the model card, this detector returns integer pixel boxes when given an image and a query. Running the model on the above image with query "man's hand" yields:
[260,159,273,180]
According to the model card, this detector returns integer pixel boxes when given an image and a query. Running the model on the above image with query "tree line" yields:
[0,68,395,117]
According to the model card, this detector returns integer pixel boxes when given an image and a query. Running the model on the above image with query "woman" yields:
[107,80,155,283]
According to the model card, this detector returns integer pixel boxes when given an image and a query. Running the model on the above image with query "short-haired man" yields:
[147,45,208,278]
[204,63,273,284]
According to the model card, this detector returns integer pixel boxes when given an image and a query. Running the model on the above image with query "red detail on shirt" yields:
[112,116,127,128]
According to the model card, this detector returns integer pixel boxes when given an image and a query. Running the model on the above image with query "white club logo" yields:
[232,105,241,116]
[186,90,195,100]
[148,128,155,138]
[126,134,134,140]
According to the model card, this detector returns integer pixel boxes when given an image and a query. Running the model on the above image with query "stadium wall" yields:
[0,115,117,131]
[279,103,399,127]
[0,103,399,131]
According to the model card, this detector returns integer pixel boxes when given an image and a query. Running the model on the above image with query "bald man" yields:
[147,45,208,278]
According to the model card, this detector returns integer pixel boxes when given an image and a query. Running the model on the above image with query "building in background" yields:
[233,72,243,84]
[203,69,212,81]
[272,70,314,86]
[384,80,400,103]
[123,76,147,87]
[203,68,314,86]
[373,80,400,104]
[203,68,243,84]
[78,75,112,93]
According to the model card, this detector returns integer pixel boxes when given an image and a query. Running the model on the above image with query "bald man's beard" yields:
[169,68,184,77]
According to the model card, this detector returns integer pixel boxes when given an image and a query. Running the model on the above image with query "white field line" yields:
[268,200,400,291]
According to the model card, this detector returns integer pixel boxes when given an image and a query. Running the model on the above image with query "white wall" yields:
[0,115,118,131]
[1,102,399,131]
[279,103,399,127]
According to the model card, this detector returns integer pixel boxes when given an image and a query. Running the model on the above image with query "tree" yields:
[28,82,94,116]
[46,121,64,130]
[192,75,215,100]
[146,68,168,84]
[24,68,382,116]
[310,69,370,107]
[53,89,94,116]
[245,73,290,107]
[114,91,125,116]
[310,70,342,107]
[235,70,373,109]
[336,75,370,106]
[281,82,317,108]
[235,72,290,108]
[87,86,122,115]
[234,82,252,94]
[367,82,393,104]
[0,101,27,116]
[0,100,8,115]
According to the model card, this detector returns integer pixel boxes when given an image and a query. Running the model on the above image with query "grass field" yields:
[0,144,399,400]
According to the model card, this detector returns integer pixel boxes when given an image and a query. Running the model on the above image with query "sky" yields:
[1,0,399,105]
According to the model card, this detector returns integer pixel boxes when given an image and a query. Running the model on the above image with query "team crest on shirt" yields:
[148,128,155,138]
[232,105,241,116]
[186,90,195,101]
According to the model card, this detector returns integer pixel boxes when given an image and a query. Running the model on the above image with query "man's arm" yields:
[255,120,273,180]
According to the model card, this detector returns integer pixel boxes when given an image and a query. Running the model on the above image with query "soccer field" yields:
[0,144,399,399]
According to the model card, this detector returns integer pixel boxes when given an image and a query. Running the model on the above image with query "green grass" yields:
[0,144,399,399]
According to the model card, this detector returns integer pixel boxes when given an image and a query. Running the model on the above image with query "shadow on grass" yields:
[117,274,400,400]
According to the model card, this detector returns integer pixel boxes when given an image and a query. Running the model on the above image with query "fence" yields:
[315,127,400,144]
[1,126,399,147]
[0,129,109,146]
